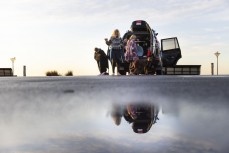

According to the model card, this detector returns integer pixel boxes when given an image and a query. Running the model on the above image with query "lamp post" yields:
[214,51,220,75]
[10,57,16,75]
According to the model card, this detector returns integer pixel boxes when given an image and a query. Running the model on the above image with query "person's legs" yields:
[116,61,120,75]
[133,60,139,75]
[99,59,107,74]
[97,61,102,74]
[111,59,116,74]
[120,49,125,63]
[110,49,116,75]
[129,61,134,74]
[114,49,121,74]
[100,65,107,74]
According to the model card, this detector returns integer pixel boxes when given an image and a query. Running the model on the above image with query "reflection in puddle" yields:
[111,103,159,133]
[1,96,228,153]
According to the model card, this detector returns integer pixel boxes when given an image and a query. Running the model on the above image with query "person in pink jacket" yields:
[125,35,139,75]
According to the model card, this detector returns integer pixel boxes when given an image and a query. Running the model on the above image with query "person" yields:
[125,35,139,75]
[110,104,123,126]
[105,29,124,75]
[94,47,109,75]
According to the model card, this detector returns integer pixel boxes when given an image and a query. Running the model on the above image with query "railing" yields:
[0,68,13,77]
[163,65,201,75]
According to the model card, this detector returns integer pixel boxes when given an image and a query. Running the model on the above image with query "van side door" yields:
[161,37,182,67]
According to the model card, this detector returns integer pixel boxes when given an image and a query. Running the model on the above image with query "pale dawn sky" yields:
[0,0,228,76]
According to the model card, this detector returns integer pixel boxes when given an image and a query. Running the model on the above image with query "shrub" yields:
[46,71,61,76]
[65,71,73,76]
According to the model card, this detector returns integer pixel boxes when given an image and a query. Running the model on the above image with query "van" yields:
[120,20,163,75]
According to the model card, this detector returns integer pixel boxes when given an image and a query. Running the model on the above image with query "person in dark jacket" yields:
[105,29,124,75]
[94,47,109,75]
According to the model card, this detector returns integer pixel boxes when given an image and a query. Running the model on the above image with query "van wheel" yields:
[119,70,126,75]
[156,70,162,75]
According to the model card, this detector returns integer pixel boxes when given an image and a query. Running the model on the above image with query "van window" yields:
[162,38,179,51]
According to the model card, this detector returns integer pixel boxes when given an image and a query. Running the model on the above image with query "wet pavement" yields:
[0,76,229,153]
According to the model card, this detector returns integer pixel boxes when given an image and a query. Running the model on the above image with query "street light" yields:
[214,51,220,75]
[10,57,16,75]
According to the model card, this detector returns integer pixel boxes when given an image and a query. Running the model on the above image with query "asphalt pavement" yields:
[0,76,228,153]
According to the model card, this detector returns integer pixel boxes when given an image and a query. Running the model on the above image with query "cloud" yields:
[1,0,228,25]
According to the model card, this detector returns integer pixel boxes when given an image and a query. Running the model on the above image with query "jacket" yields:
[125,39,139,62]
[94,49,109,68]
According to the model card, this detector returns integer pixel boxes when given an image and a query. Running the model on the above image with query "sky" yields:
[0,0,229,76]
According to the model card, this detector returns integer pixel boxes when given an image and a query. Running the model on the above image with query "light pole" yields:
[10,57,16,75]
[214,51,220,75]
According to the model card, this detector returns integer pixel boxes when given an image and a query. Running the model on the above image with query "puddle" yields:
[0,76,228,153]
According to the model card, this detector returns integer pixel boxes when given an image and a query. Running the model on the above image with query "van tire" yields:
[156,70,162,75]
[119,70,126,75]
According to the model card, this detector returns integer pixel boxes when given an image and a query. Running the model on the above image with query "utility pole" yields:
[10,57,16,75]
[214,52,220,75]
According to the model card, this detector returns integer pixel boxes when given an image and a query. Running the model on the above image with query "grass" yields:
[65,71,73,76]
[46,70,73,76]
[46,71,61,76]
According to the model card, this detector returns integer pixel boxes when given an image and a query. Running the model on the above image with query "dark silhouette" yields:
[0,68,13,76]
[94,48,109,75]
[65,71,73,76]
[111,103,159,134]
[46,70,61,76]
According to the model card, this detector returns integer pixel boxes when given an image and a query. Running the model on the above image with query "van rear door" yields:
[161,37,182,67]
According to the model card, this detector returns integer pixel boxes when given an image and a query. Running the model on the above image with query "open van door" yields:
[161,37,182,67]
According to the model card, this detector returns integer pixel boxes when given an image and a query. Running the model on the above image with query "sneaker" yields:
[101,72,106,75]
[117,72,121,76]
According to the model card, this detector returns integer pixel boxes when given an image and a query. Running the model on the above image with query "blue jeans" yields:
[110,48,123,73]
[110,48,124,63]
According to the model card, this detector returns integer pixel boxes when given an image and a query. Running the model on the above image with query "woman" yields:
[105,29,123,75]
[125,35,139,75]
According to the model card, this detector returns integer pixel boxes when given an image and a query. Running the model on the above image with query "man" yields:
[94,47,109,75]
